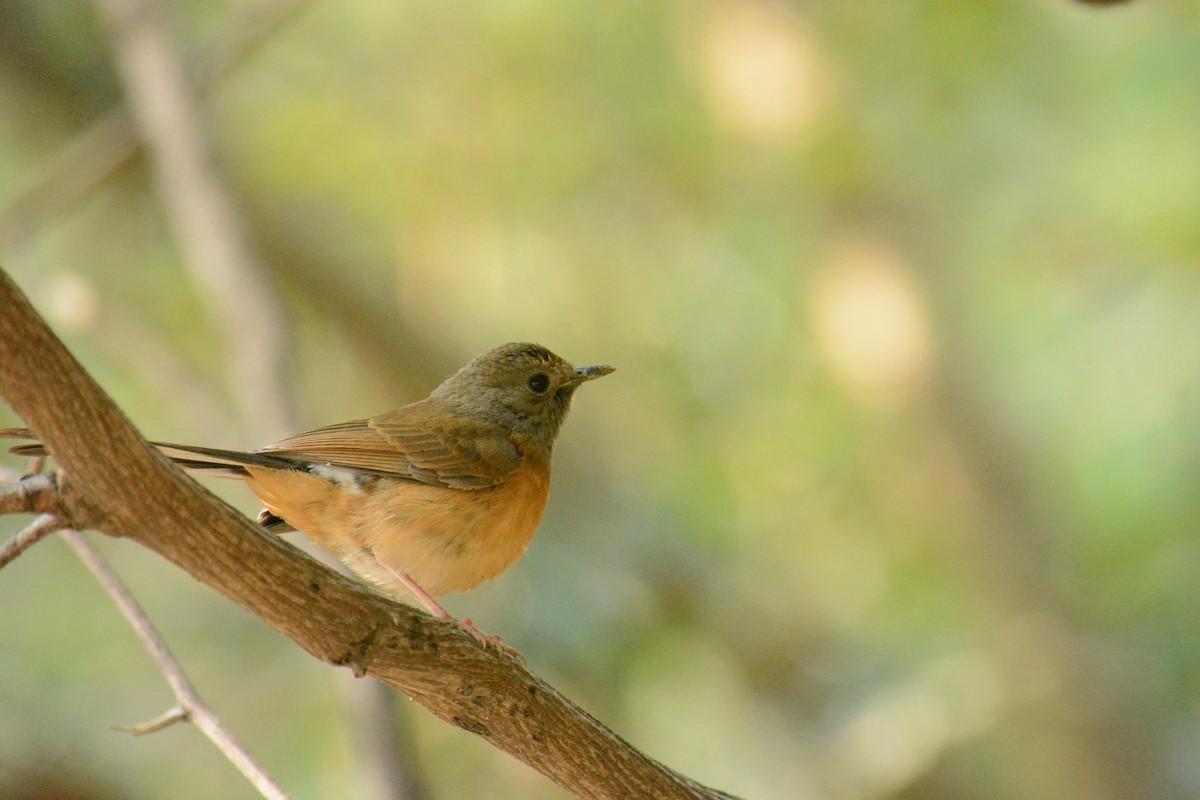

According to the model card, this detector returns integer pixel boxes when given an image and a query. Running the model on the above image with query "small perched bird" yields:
[2,342,613,648]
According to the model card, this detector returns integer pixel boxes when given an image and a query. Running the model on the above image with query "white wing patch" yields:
[308,464,370,494]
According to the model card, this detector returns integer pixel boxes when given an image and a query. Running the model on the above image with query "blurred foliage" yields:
[2,1,1200,799]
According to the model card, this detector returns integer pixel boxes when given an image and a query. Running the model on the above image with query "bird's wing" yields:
[259,401,521,489]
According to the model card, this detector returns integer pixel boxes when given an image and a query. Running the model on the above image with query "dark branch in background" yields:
[0,268,738,800]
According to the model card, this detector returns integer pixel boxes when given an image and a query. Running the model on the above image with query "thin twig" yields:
[61,529,291,800]
[115,703,190,736]
[0,513,65,570]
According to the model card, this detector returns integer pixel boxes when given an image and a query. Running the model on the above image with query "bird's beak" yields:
[573,364,615,384]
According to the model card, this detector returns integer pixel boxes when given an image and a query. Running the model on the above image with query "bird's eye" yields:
[527,373,550,394]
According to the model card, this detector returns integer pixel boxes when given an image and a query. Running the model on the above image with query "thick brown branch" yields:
[0,267,738,800]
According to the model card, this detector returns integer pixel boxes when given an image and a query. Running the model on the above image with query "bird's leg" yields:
[381,565,512,653]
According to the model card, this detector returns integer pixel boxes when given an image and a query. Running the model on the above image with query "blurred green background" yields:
[2,1,1199,798]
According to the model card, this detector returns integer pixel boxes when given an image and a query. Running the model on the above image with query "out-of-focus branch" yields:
[0,0,310,252]
[92,0,292,440]
[338,676,430,800]
[0,113,139,250]
[62,528,290,800]
[94,305,235,444]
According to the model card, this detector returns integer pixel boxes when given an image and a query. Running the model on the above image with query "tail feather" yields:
[153,442,300,477]
[1,428,301,479]
[1,428,47,458]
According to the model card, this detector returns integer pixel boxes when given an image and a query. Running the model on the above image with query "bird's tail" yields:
[0,427,299,480]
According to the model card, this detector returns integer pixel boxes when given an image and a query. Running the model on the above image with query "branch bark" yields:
[0,267,738,800]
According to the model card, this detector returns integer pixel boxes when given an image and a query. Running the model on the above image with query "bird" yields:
[2,342,613,648]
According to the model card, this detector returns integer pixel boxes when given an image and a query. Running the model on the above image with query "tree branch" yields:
[0,511,64,570]
[62,528,290,800]
[0,267,738,799]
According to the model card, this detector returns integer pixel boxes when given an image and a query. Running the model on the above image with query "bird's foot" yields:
[460,617,521,659]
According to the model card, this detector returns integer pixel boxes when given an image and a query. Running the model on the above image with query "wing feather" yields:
[258,401,520,489]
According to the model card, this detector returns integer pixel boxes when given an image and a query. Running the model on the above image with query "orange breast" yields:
[242,451,551,600]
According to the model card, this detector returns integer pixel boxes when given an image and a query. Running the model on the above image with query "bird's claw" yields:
[460,617,521,659]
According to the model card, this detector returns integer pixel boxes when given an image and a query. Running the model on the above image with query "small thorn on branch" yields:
[115,703,190,736]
